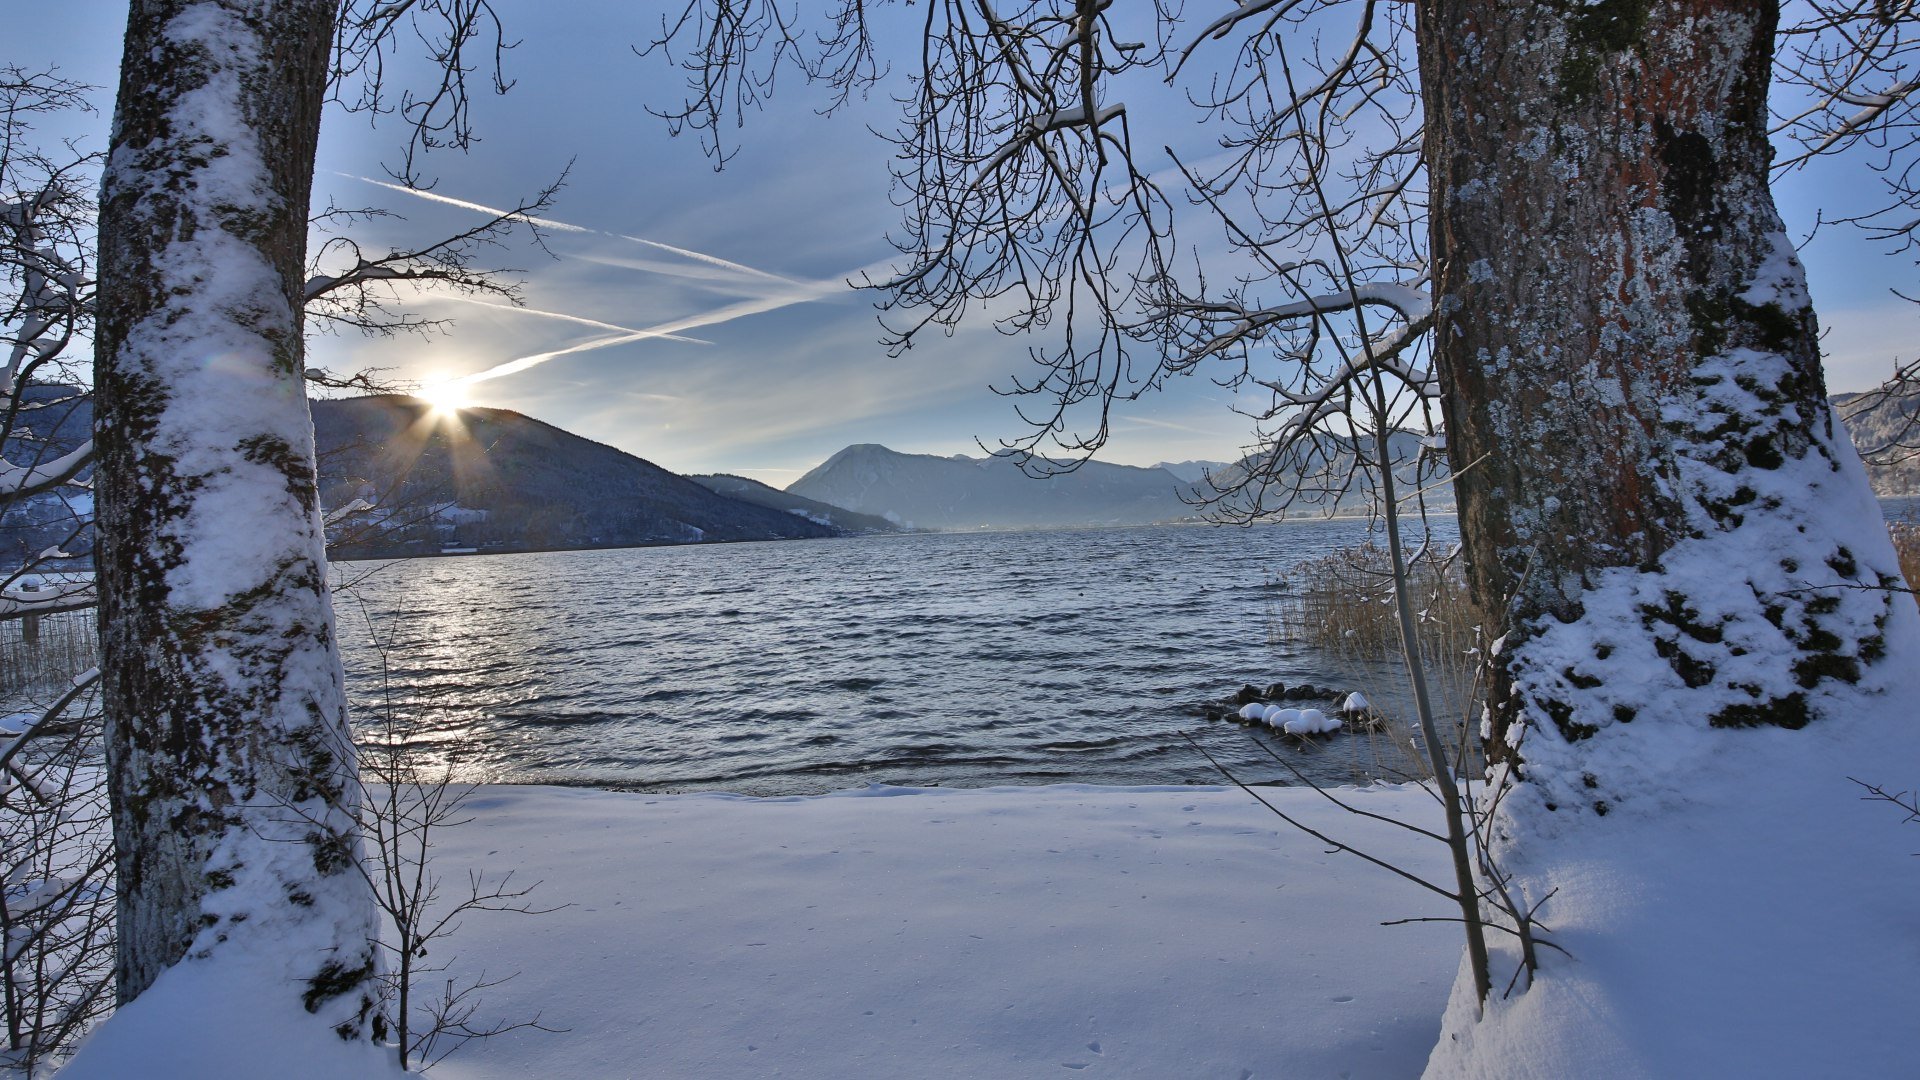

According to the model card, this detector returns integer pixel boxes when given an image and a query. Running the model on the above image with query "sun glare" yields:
[419,377,471,414]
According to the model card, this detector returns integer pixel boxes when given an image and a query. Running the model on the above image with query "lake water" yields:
[334,517,1461,795]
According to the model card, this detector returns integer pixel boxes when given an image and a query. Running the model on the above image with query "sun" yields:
[417,377,471,414]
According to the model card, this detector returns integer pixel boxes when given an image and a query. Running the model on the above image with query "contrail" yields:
[435,293,715,345]
[450,246,906,386]
[337,167,915,388]
[454,277,856,386]
[569,250,784,289]
[344,174,800,285]
[350,175,591,233]
[1119,414,1219,437]
[615,234,799,285]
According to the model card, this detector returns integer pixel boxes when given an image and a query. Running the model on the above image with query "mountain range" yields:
[1152,460,1232,484]
[688,474,905,534]
[787,444,1201,530]
[780,435,1457,531]
[3,386,1917,567]
[1198,430,1455,517]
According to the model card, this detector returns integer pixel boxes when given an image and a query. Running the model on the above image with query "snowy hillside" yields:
[0,385,93,567]
[1835,388,1920,495]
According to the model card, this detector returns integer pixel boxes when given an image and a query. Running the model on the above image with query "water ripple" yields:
[336,519,1454,795]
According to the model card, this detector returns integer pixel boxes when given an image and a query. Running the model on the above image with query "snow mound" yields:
[61,955,403,1079]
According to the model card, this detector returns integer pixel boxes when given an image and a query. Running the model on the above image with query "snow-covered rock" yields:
[1282,708,1341,736]
[1263,704,1301,728]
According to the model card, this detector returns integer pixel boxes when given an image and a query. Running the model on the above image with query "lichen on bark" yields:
[1419,0,1901,818]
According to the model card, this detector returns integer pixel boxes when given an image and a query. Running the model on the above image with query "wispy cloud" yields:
[569,318,1006,464]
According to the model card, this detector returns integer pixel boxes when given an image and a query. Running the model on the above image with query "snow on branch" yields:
[0,668,99,773]
[0,440,90,500]
[975,102,1128,180]
[1180,282,1434,381]
[304,260,489,302]
[0,576,96,618]
[1775,0,1920,164]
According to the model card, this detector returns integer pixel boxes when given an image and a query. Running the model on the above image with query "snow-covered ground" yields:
[69,782,1463,1078]
[62,680,1920,1079]
[1427,695,1920,1079]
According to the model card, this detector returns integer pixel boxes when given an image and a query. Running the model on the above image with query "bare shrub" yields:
[344,610,562,1071]
[358,714,560,1071]
[0,672,111,1075]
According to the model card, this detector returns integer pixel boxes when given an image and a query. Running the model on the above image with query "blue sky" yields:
[21,2,1920,485]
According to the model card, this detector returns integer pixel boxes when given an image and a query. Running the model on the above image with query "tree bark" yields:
[1418,0,1900,805]
[95,0,376,1035]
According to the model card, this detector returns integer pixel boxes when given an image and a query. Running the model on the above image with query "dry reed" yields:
[1889,522,1920,610]
[1270,541,1492,774]
[1276,512,1920,772]
[0,610,98,701]
[1272,542,1488,673]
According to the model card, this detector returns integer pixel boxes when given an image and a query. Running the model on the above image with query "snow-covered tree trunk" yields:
[1419,0,1903,809]
[94,0,376,1036]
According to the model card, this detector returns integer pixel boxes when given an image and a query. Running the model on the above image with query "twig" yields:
[1178,731,1461,903]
